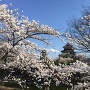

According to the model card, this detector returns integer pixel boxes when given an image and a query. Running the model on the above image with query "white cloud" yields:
[49,48,60,53]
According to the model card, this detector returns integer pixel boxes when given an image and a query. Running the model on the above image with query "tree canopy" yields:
[0,3,90,90]
[66,6,90,54]
[0,4,61,63]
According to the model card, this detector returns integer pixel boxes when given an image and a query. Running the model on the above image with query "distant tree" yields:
[66,6,90,53]
[0,4,61,63]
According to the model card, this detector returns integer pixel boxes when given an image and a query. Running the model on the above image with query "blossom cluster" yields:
[0,3,90,90]
[66,8,90,52]
[0,49,90,90]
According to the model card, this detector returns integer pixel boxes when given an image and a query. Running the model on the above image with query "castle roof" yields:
[61,43,75,54]
[63,43,73,50]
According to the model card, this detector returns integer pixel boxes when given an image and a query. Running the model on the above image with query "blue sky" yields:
[1,0,90,58]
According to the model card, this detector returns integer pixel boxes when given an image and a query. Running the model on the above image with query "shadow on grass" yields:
[0,82,68,90]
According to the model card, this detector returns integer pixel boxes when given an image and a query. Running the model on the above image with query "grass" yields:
[0,85,68,90]
[0,82,68,90]
[0,85,18,90]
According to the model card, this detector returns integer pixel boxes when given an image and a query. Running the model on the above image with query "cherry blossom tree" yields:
[0,3,90,90]
[66,6,90,53]
[0,4,61,63]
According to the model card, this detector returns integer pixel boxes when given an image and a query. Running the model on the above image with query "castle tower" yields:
[60,43,76,58]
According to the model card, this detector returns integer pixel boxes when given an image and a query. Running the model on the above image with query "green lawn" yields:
[0,85,68,90]
[0,82,68,90]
